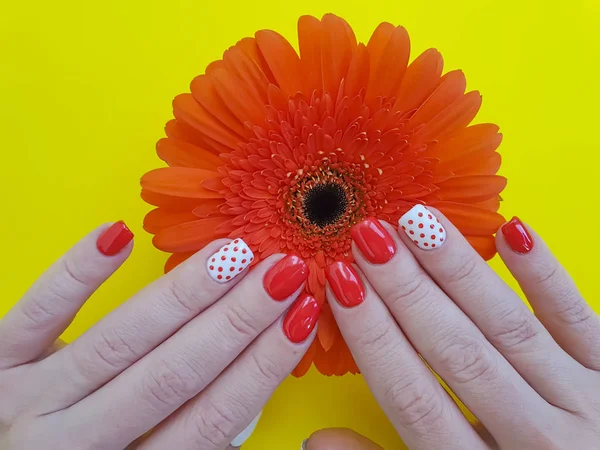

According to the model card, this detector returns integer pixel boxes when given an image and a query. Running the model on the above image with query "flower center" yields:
[303,182,348,228]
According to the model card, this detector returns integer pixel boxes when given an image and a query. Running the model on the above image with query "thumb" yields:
[302,428,383,450]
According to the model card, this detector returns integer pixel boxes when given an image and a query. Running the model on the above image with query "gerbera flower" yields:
[141,14,507,377]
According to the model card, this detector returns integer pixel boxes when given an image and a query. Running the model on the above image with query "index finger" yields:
[325,261,485,450]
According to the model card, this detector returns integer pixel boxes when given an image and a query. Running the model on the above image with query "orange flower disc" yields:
[141,14,507,377]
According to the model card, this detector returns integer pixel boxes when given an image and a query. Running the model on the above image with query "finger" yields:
[497,217,600,370]
[326,262,485,450]
[64,254,309,449]
[39,238,255,408]
[347,220,559,447]
[139,295,319,450]
[303,428,383,450]
[394,207,593,407]
[0,222,133,368]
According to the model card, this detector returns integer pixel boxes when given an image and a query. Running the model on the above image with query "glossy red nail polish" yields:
[283,295,321,343]
[97,221,134,256]
[351,217,396,264]
[325,261,365,308]
[264,254,309,301]
[502,217,534,254]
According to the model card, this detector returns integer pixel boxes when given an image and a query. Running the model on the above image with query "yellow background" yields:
[1,0,599,448]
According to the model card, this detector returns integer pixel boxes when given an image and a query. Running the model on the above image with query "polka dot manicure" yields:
[399,205,446,251]
[206,238,254,283]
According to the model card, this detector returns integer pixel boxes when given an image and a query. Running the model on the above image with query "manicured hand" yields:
[0,222,318,449]
[308,207,600,449]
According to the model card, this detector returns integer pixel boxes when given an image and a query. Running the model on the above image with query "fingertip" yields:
[303,428,383,450]
[96,221,134,256]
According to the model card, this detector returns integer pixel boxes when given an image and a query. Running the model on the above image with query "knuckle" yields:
[385,375,445,428]
[191,399,243,448]
[445,254,479,285]
[555,298,594,326]
[355,321,396,357]
[62,257,93,288]
[20,294,60,329]
[222,303,262,341]
[90,329,139,370]
[490,308,540,350]
[530,262,561,292]
[164,279,201,317]
[142,359,198,410]
[249,352,285,387]
[434,332,496,385]
[386,275,431,311]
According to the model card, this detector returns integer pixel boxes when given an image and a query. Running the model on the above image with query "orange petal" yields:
[165,119,228,155]
[321,14,357,99]
[436,175,507,203]
[143,208,199,235]
[164,252,196,273]
[156,138,224,170]
[431,201,506,235]
[153,217,228,252]
[466,235,497,261]
[452,151,502,176]
[191,199,224,218]
[255,30,302,97]
[141,189,204,210]
[190,75,248,137]
[408,70,466,129]
[141,167,223,199]
[237,37,276,84]
[211,68,267,126]
[394,48,444,113]
[344,43,370,97]
[473,197,501,212]
[292,339,317,377]
[222,40,270,103]
[366,22,396,77]
[313,338,339,376]
[429,123,502,160]
[415,91,482,141]
[316,303,338,352]
[366,25,410,103]
[173,94,243,150]
[298,15,323,93]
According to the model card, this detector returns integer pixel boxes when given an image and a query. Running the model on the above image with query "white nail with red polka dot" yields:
[206,238,254,283]
[399,205,446,250]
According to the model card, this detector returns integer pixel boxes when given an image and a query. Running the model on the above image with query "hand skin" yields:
[0,224,316,449]
[2,213,600,450]
[311,211,600,449]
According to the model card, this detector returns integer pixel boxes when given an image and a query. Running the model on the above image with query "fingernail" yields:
[283,295,321,343]
[399,205,446,250]
[301,439,308,450]
[264,254,309,301]
[325,261,365,308]
[97,221,134,256]
[501,217,534,254]
[351,217,396,264]
[230,411,262,447]
[206,239,254,283]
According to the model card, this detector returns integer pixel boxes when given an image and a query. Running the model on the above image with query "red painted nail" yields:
[283,295,321,343]
[351,217,396,264]
[97,221,134,256]
[264,254,309,301]
[325,261,365,308]
[502,217,534,254]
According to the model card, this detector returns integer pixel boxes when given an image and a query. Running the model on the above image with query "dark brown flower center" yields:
[303,182,348,228]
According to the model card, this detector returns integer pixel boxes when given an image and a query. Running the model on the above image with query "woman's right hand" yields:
[0,222,317,449]
[305,209,600,450]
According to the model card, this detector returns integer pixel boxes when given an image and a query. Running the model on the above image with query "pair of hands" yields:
[1,205,600,449]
